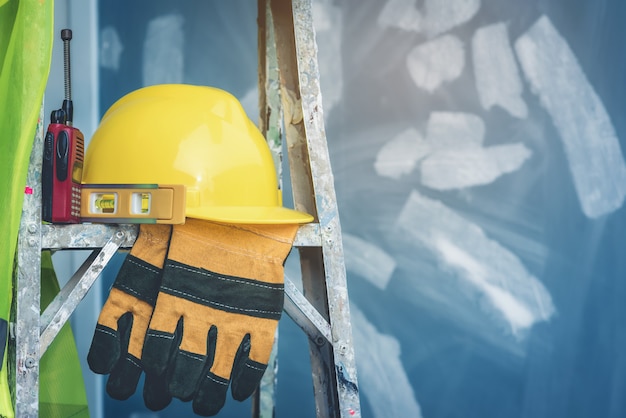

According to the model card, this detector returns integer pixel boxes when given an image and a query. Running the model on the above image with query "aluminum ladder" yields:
[12,0,360,416]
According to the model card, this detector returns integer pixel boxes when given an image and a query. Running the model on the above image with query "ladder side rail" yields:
[269,0,318,218]
[260,4,341,417]
[14,106,45,417]
[270,1,361,416]
[286,1,361,416]
[268,1,339,417]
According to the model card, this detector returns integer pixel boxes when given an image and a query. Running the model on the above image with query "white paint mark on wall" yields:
[434,236,537,330]
[377,0,423,32]
[99,26,123,71]
[351,302,423,418]
[425,111,485,148]
[421,143,532,190]
[472,22,528,119]
[343,233,396,290]
[143,14,184,86]
[418,112,532,189]
[377,0,480,38]
[515,15,626,218]
[406,35,465,93]
[422,0,481,37]
[395,190,555,336]
[374,128,430,179]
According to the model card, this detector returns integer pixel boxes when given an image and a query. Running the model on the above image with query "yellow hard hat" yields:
[82,84,313,224]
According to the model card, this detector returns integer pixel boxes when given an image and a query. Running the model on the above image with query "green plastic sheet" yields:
[1,1,89,416]
[40,252,89,418]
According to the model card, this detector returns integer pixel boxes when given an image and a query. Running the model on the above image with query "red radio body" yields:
[42,120,84,223]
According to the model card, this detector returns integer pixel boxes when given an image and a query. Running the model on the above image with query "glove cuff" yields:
[166,219,298,285]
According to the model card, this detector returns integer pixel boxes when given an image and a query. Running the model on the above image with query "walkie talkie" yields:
[43,29,84,223]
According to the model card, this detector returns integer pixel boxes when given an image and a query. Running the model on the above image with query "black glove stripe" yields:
[161,260,284,320]
[113,255,163,306]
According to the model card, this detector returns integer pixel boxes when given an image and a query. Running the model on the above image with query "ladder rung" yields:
[41,222,322,249]
[41,223,136,249]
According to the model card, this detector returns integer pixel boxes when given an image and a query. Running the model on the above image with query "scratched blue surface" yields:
[96,1,626,417]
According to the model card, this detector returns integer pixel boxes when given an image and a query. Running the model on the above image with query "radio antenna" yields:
[61,29,74,126]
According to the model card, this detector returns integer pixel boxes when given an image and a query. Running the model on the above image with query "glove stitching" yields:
[125,356,141,368]
[128,258,161,275]
[181,221,295,245]
[170,264,282,291]
[146,331,175,340]
[220,223,295,244]
[95,327,117,338]
[180,350,204,361]
[206,374,229,386]
[116,283,146,300]
[162,285,281,316]
[245,362,265,372]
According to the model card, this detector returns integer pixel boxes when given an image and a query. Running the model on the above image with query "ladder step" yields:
[41,222,322,249]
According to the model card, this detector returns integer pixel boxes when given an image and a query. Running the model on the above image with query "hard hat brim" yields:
[185,206,314,225]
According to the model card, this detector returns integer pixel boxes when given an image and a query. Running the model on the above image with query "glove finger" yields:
[169,325,217,401]
[168,349,206,401]
[105,353,142,400]
[191,326,244,416]
[192,372,229,417]
[143,316,182,377]
[231,358,266,401]
[143,372,172,411]
[230,334,267,401]
[87,311,133,374]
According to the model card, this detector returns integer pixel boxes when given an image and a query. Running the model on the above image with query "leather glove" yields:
[87,224,172,410]
[141,218,298,416]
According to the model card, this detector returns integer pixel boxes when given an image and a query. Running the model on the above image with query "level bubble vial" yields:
[131,192,151,214]
[91,192,117,214]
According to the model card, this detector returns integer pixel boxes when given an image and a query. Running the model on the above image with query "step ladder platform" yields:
[41,222,322,249]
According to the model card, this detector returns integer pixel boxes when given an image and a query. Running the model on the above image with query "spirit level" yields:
[80,184,186,224]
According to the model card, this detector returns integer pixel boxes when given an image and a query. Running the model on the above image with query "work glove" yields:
[87,224,173,410]
[141,218,299,416]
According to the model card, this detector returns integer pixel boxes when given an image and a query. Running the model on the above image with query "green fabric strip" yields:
[0,0,53,416]
[40,251,90,418]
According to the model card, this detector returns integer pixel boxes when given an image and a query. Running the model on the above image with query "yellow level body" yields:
[80,184,185,224]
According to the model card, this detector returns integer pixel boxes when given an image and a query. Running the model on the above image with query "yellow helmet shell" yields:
[83,84,313,224]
